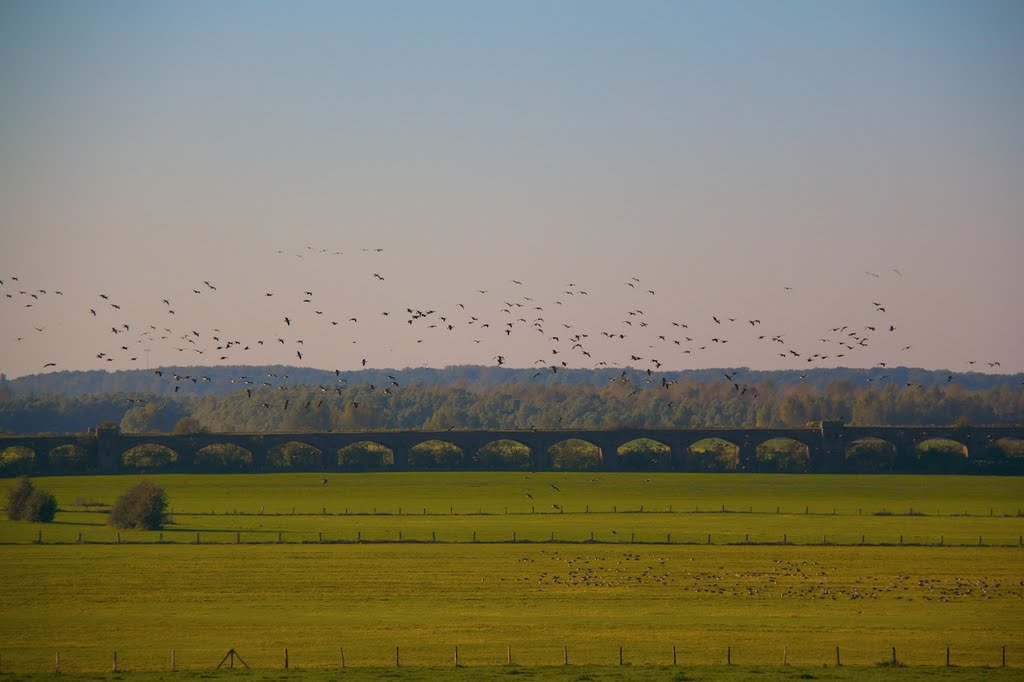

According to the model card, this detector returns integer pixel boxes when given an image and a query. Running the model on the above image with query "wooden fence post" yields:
[507,646,512,665]
[113,651,117,672]
[396,646,400,667]
[340,646,345,668]
[835,645,840,666]
[454,645,459,667]
[284,648,288,669]
[1002,645,1006,667]
[171,649,176,672]
[783,645,787,665]
[55,653,60,673]
[672,644,677,665]
[563,645,568,665]
[619,645,623,665]
[727,646,731,665]
[892,647,897,665]
[946,647,950,666]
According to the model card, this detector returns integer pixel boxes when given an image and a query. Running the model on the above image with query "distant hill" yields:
[2,364,1020,398]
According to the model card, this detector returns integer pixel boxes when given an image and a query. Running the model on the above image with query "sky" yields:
[1,1,1023,379]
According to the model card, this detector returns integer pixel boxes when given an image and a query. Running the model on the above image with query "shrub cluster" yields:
[5,477,58,522]
[108,480,168,530]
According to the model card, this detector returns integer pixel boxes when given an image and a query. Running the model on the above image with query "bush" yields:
[6,477,33,520]
[24,489,58,522]
[6,477,57,522]
[109,480,168,530]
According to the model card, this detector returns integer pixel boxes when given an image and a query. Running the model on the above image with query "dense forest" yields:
[0,366,1020,435]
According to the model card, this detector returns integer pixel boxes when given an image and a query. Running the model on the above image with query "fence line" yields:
[6,643,1011,673]
[10,530,1024,547]
[135,505,1023,518]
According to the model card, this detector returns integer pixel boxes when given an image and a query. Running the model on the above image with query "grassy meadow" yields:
[0,472,1020,545]
[0,473,1022,678]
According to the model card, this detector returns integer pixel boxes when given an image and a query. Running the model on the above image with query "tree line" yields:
[1,374,1021,436]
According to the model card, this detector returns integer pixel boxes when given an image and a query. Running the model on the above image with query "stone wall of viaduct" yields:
[1,423,1022,474]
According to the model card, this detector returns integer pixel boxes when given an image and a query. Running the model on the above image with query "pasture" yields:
[0,473,1022,678]
[0,472,1020,545]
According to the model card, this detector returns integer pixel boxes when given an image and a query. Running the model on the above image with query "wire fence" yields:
[6,527,1024,546]
[5,643,1013,674]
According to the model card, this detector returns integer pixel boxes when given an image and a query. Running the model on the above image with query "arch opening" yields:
[617,438,672,471]
[121,444,179,471]
[48,444,91,472]
[983,437,1024,460]
[267,441,323,470]
[845,437,897,472]
[195,443,254,471]
[475,439,531,470]
[914,438,969,473]
[408,440,465,470]
[686,438,739,472]
[0,445,36,476]
[338,441,395,471]
[755,438,810,473]
[549,438,602,471]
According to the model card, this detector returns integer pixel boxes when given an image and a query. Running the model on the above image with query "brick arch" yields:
[754,437,811,473]
[266,441,324,470]
[408,439,466,470]
[685,438,740,472]
[120,443,180,471]
[615,438,673,471]
[337,440,395,471]
[47,443,93,472]
[475,438,532,470]
[548,438,603,471]
[844,437,898,472]
[194,443,254,471]
[0,444,38,476]
[914,437,970,473]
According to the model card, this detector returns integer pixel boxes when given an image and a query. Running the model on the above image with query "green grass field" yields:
[0,473,1020,546]
[0,473,1021,679]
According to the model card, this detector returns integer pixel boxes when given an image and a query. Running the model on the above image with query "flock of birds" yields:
[1,246,1011,409]
[515,552,1018,601]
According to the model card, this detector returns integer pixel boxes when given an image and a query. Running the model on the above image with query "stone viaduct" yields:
[1,422,1022,474]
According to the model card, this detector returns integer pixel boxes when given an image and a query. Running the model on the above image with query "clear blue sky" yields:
[2,1,1022,378]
